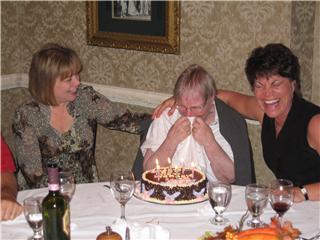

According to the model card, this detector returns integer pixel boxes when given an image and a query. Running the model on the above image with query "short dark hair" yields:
[29,43,82,106]
[245,43,300,93]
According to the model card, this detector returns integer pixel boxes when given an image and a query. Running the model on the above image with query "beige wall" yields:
[1,1,318,183]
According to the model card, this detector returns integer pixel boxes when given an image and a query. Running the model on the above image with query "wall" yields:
[1,1,318,183]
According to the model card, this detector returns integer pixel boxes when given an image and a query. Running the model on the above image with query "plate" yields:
[134,182,208,205]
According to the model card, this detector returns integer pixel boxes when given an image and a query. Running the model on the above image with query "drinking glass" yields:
[269,179,293,226]
[59,170,76,201]
[245,183,269,228]
[23,197,43,240]
[110,171,135,221]
[208,181,232,225]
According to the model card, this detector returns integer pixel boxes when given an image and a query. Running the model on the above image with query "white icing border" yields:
[134,182,208,205]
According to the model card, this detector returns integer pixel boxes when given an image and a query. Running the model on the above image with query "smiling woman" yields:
[12,43,150,190]
[216,43,320,202]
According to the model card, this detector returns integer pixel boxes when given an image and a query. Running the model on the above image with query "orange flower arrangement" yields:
[200,217,301,240]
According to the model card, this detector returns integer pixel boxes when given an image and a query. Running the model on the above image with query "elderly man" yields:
[141,64,254,184]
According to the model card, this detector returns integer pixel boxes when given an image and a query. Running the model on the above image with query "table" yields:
[1,182,320,239]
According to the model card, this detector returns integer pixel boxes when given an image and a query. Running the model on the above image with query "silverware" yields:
[125,226,130,240]
[238,209,250,231]
[103,184,110,189]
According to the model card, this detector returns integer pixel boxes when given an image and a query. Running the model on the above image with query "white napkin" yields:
[111,218,170,240]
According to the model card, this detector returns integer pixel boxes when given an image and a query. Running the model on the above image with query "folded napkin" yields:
[111,218,170,240]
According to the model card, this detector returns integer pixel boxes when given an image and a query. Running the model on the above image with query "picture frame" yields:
[86,1,181,54]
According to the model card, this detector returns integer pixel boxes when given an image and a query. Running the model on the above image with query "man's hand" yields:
[1,197,23,221]
[1,172,23,221]
[166,116,191,146]
[152,96,176,119]
[192,117,215,146]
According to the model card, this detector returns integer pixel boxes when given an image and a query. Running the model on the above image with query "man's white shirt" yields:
[141,102,234,182]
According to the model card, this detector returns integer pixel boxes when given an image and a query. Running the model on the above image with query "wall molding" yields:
[0,73,171,108]
[0,73,259,125]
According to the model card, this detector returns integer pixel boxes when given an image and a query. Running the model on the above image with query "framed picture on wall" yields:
[86,1,180,54]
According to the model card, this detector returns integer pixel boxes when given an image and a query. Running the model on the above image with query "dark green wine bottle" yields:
[42,163,70,240]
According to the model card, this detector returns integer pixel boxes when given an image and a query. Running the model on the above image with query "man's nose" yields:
[186,109,193,117]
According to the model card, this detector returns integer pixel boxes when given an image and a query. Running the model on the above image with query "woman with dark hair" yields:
[154,43,320,202]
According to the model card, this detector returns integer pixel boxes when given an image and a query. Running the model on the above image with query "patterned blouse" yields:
[13,84,150,189]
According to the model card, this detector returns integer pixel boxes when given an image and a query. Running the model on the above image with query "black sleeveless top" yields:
[262,95,320,186]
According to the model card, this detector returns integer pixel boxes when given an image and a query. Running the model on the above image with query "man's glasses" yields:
[176,104,205,114]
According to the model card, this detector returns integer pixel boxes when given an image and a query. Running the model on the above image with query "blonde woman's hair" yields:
[29,43,82,106]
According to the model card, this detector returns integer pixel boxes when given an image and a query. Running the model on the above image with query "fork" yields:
[237,209,250,231]
[125,226,130,240]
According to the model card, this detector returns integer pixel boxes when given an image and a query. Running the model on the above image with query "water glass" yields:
[59,170,76,201]
[23,196,43,240]
[245,183,269,228]
[110,171,135,221]
[208,181,232,225]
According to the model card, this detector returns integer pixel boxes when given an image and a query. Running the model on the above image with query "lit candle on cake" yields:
[191,162,195,179]
[155,158,160,181]
[181,158,185,174]
[174,164,178,179]
[168,157,172,171]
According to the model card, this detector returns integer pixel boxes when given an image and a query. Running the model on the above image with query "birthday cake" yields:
[139,167,208,204]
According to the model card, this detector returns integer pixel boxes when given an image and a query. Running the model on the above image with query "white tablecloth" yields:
[1,182,320,239]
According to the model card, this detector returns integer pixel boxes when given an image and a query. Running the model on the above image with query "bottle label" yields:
[63,207,70,236]
[48,183,60,191]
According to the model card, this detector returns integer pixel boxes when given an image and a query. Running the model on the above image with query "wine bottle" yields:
[42,163,70,240]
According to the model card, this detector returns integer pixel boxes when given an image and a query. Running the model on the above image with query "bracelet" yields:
[299,185,309,201]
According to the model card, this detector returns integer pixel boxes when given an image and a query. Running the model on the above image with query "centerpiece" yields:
[198,217,301,240]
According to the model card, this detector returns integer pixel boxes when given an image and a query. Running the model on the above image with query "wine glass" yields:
[269,179,293,226]
[245,183,269,228]
[23,196,43,240]
[110,171,135,221]
[208,181,232,225]
[59,170,76,201]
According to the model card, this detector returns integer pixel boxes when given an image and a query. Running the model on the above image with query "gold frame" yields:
[86,1,180,54]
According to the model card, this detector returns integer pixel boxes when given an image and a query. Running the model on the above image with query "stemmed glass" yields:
[59,170,76,201]
[23,197,43,240]
[208,181,232,225]
[269,179,293,226]
[245,183,269,228]
[110,171,135,221]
